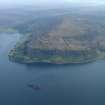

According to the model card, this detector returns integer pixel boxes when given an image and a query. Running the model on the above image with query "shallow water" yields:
[0,33,105,105]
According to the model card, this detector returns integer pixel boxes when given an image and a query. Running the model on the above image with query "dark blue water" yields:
[0,33,105,105]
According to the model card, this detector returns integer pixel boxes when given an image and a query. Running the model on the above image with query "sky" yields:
[0,0,105,6]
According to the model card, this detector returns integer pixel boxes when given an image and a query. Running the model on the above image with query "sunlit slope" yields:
[28,17,88,50]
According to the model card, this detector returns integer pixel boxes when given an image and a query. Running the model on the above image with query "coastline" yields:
[8,46,97,65]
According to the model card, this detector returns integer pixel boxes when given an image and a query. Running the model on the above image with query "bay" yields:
[0,33,105,105]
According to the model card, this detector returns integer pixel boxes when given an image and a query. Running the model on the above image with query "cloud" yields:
[0,0,105,6]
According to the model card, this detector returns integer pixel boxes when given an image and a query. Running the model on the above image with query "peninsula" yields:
[8,10,105,64]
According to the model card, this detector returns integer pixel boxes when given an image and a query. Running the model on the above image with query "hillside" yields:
[8,8,105,64]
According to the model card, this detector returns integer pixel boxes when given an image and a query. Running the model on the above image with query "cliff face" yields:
[25,45,96,59]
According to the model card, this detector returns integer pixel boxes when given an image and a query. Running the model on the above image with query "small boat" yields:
[28,84,40,91]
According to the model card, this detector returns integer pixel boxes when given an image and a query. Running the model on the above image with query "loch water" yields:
[0,33,105,105]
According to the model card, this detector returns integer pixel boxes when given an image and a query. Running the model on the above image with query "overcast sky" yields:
[0,0,105,6]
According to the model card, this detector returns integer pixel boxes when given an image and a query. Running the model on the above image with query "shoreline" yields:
[8,47,97,65]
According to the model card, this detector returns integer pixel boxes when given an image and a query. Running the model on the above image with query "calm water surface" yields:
[0,33,105,105]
